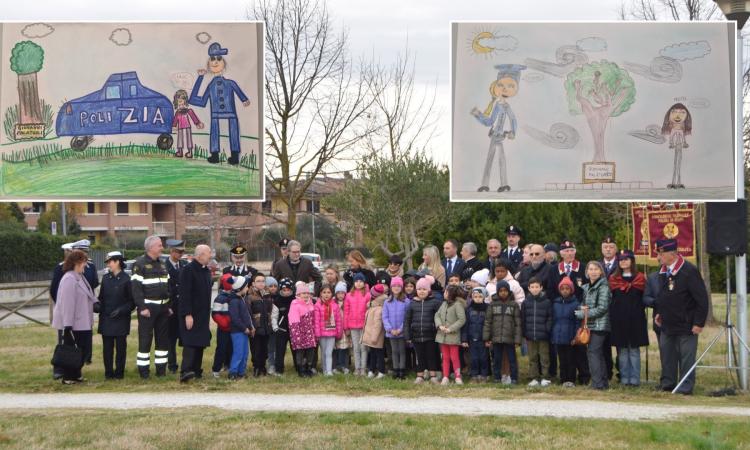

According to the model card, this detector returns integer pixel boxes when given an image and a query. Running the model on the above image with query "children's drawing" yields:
[470,64,525,192]
[661,103,692,189]
[522,123,580,149]
[466,29,518,58]
[0,22,263,200]
[452,22,735,201]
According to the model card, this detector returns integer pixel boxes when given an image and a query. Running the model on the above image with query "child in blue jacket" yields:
[461,286,489,382]
[227,276,254,380]
[551,277,589,387]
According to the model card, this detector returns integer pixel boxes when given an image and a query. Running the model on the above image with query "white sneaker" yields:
[528,379,540,387]
[455,378,463,385]
[267,367,276,375]
[430,376,441,384]
[441,377,450,385]
[563,381,575,388]
[342,368,350,374]
[332,368,340,374]
[212,372,221,379]
[324,371,334,377]
[367,371,375,378]
[375,372,385,379]
[501,375,512,385]
[541,379,552,387]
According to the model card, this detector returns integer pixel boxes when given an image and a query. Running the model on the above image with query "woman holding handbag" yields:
[52,250,99,384]
[575,261,611,390]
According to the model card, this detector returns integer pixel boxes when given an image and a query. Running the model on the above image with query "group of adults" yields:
[49,227,708,394]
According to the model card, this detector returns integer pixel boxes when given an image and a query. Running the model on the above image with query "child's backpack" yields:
[212,291,232,332]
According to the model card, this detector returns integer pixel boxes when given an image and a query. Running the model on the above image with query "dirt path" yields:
[1,393,749,420]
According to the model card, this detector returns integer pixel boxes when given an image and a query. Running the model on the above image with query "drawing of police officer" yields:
[189,42,251,165]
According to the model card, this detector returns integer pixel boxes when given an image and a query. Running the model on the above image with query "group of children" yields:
[210,266,591,388]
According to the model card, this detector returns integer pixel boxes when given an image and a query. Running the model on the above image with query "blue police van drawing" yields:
[56,72,175,151]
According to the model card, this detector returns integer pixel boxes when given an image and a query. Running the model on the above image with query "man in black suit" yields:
[484,238,503,273]
[501,225,523,273]
[442,239,465,280]
[165,239,188,374]
[599,235,618,381]
[459,242,485,281]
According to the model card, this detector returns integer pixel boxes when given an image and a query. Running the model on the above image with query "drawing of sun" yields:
[465,27,518,58]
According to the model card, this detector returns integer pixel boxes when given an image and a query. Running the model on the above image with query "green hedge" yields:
[0,231,70,272]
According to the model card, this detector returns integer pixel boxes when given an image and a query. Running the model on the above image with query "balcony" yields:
[153,221,175,237]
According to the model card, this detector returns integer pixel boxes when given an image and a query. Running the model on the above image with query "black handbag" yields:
[51,331,83,370]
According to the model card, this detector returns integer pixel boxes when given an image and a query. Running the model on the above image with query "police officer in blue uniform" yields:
[189,42,251,166]
[165,239,188,374]
[501,225,524,273]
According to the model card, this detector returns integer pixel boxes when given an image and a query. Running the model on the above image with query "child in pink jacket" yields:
[289,282,316,377]
[172,89,204,158]
[344,272,370,375]
[314,284,343,376]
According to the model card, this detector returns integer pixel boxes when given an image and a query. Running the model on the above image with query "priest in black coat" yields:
[179,244,214,382]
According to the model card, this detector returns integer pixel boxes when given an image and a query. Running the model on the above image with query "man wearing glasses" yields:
[272,240,322,295]
[190,42,251,165]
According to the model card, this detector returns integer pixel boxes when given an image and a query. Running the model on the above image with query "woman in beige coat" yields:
[362,284,388,378]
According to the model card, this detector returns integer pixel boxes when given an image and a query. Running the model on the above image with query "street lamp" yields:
[714,0,749,389]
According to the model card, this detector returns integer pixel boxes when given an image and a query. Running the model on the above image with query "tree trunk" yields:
[695,203,715,324]
[286,199,297,240]
[584,108,610,162]
[17,72,42,124]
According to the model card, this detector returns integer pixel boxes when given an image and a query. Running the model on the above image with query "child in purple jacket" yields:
[382,277,410,380]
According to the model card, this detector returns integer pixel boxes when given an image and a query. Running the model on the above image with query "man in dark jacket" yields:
[501,225,524,274]
[223,244,258,278]
[132,235,171,379]
[165,239,188,374]
[459,242,485,281]
[653,239,708,395]
[179,244,215,382]
[442,239,465,280]
[272,240,322,293]
[516,244,555,294]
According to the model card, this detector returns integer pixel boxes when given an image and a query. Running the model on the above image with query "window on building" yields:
[306,200,320,213]
[262,200,272,213]
[227,202,243,216]
[116,202,129,214]
[31,202,46,213]
[184,202,196,214]
[87,202,95,214]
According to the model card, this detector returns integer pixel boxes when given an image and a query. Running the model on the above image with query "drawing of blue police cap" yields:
[494,64,527,82]
[208,42,229,56]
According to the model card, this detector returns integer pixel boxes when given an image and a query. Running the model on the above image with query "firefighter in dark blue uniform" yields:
[501,225,524,273]
[165,239,188,374]
[132,236,171,379]
[189,42,251,166]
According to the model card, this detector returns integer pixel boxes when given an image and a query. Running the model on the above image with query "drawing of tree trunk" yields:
[10,41,45,125]
[565,61,636,162]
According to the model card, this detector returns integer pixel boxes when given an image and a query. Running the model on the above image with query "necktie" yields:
[447,259,453,275]
[565,264,571,275]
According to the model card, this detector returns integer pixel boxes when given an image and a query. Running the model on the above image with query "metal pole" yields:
[60,202,67,236]
[310,175,316,254]
[736,29,748,390]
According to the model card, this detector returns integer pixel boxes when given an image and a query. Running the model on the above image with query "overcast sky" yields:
[0,0,733,165]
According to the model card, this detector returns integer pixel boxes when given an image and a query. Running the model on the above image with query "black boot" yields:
[253,367,260,378]
[228,153,239,166]
[138,367,150,380]
[207,153,220,164]
[155,365,166,377]
[180,371,196,383]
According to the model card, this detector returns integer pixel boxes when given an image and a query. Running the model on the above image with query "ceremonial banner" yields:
[632,203,696,263]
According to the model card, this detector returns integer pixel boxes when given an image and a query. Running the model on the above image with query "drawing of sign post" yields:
[10,41,46,140]
[564,61,635,183]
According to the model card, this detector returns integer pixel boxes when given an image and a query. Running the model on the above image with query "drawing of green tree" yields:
[564,61,635,162]
[10,41,45,125]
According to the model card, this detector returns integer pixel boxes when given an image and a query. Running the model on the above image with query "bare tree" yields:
[250,0,375,238]
[362,43,440,160]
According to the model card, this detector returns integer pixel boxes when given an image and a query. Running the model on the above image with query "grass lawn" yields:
[0,143,260,198]
[0,294,747,407]
[0,409,749,449]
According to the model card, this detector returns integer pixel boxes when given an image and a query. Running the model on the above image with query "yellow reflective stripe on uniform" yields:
[154,350,168,357]
[136,352,150,358]
[131,274,145,282]
[154,358,168,364]
[141,277,169,285]
[144,299,168,304]
[136,360,151,366]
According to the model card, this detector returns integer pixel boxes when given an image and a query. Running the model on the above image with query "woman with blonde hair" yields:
[343,249,376,290]
[418,245,446,289]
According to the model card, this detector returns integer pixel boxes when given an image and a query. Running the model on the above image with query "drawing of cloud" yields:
[623,56,682,83]
[576,37,607,52]
[523,73,545,83]
[21,23,54,39]
[196,32,212,45]
[170,72,195,90]
[523,123,580,149]
[660,41,711,61]
[689,97,711,109]
[109,28,133,46]
[524,45,589,78]
[628,124,666,144]
[484,35,518,51]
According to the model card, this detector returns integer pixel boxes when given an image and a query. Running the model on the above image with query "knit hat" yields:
[415,275,435,291]
[371,284,386,297]
[230,275,250,292]
[471,286,488,299]
[296,281,311,295]
[495,280,510,293]
[352,272,366,283]
[470,268,490,287]
[558,276,575,291]
[265,276,278,287]
[220,273,234,291]
[335,281,348,294]
[279,277,295,292]
[375,270,391,286]
[390,276,404,288]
